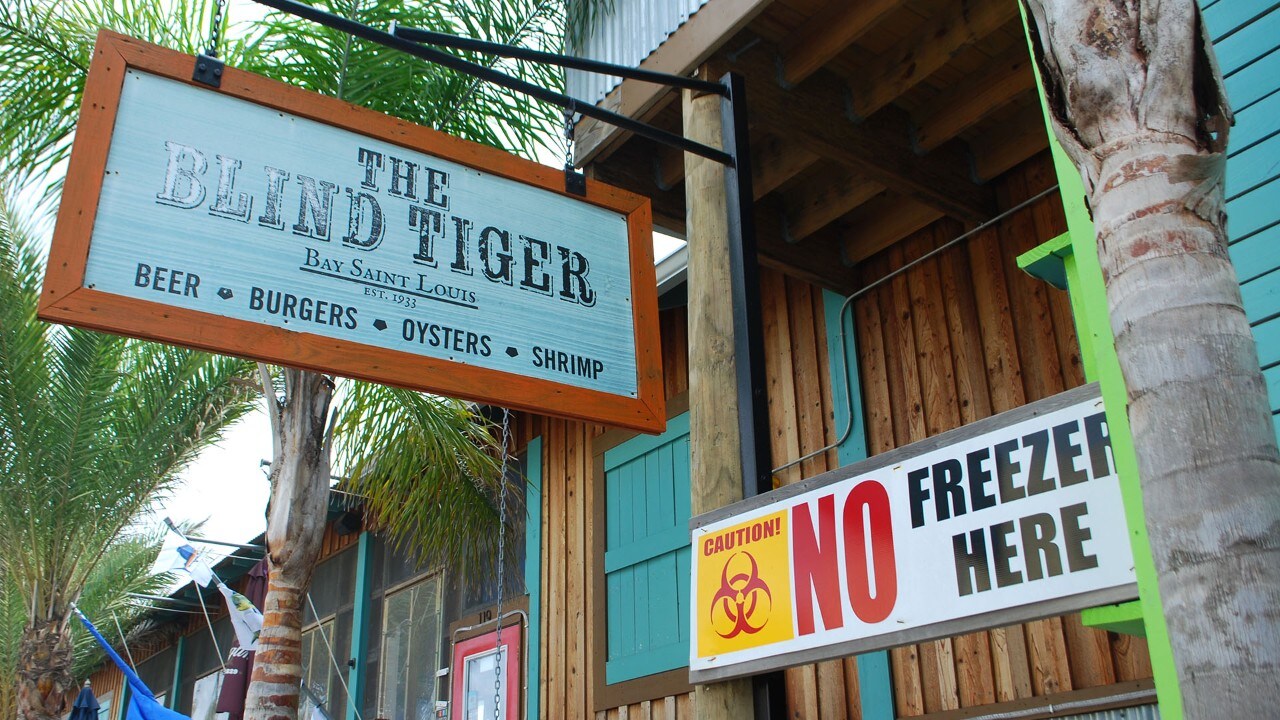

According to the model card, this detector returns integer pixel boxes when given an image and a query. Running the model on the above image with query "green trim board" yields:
[345,531,373,720]
[1015,232,1073,291]
[1017,5,1182,717]
[523,437,543,720]
[821,289,893,720]
[1081,601,1147,638]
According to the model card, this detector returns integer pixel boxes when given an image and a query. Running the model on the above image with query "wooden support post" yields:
[683,70,760,719]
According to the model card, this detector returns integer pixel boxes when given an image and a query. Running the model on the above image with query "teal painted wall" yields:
[1206,0,1280,440]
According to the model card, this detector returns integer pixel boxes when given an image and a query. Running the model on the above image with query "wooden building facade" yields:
[518,0,1277,718]
[77,2,1275,720]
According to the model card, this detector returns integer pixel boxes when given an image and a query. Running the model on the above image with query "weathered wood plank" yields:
[781,0,901,85]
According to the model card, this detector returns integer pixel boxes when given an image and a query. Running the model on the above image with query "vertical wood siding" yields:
[853,156,1153,717]
[522,152,1153,719]
[1204,0,1280,441]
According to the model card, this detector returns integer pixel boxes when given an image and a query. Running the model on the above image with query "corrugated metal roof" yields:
[566,0,711,107]
[1061,705,1160,720]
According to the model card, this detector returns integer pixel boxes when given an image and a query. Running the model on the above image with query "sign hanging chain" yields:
[492,407,511,720]
[563,103,576,169]
[206,0,227,58]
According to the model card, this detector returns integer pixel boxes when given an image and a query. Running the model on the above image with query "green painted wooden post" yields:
[1016,5,1183,717]
[822,290,894,719]
[523,437,543,720]
[346,531,374,720]
[168,634,185,709]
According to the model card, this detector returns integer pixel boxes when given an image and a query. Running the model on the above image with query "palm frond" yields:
[0,0,256,210]
[332,383,516,574]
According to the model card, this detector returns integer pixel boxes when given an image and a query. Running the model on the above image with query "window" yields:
[600,411,692,686]
[376,575,445,720]
[97,691,114,720]
[300,619,338,719]
[190,671,226,720]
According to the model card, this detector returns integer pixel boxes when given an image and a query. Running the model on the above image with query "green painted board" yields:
[1241,268,1280,323]
[1226,47,1280,108]
[1230,222,1280,284]
[1230,90,1280,151]
[1204,0,1279,41]
[1226,176,1280,238]
[1265,364,1280,412]
[1226,132,1280,200]
[1215,6,1280,74]
[1252,317,1280,368]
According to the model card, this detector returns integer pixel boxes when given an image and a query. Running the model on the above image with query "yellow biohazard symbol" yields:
[709,551,773,639]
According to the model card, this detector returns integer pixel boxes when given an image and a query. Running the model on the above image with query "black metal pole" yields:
[391,24,728,96]
[248,0,734,166]
[718,71,786,720]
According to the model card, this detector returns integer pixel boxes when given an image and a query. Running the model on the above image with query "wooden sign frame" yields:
[41,31,664,433]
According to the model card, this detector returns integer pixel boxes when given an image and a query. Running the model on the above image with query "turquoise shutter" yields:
[603,412,692,684]
[1207,0,1280,442]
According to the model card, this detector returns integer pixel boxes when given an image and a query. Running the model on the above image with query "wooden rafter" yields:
[752,134,820,197]
[840,193,946,264]
[780,0,901,86]
[654,131,821,197]
[912,44,1035,152]
[728,46,996,222]
[849,0,1016,119]
[970,101,1050,181]
[783,167,884,242]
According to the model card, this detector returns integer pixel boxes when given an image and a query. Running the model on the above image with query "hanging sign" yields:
[41,31,664,432]
[688,383,1136,682]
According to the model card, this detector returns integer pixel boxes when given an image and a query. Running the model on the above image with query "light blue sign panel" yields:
[84,69,638,398]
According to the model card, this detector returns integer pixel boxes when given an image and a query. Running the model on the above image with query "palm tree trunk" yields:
[15,617,73,720]
[1025,1,1280,715]
[245,368,334,720]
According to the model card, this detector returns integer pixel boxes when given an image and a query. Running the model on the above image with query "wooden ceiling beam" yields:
[588,139,860,292]
[756,196,860,293]
[783,169,884,242]
[849,0,1017,119]
[780,0,901,86]
[970,103,1050,181]
[727,46,996,222]
[912,45,1036,152]
[752,134,820,197]
[839,194,945,264]
[653,132,820,197]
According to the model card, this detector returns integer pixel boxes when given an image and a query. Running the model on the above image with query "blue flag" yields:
[76,611,192,720]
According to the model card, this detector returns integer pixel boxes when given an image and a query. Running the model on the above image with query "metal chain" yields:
[493,407,511,720]
[563,103,576,168]
[206,0,227,58]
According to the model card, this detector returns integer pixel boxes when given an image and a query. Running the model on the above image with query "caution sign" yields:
[689,383,1136,682]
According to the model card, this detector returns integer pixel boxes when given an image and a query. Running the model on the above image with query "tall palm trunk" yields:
[245,368,334,720]
[15,617,73,720]
[1025,1,1280,715]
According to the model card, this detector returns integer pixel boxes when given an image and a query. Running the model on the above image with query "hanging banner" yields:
[689,383,1136,682]
[41,31,664,432]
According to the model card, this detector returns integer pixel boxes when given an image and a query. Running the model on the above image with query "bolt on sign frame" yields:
[40,31,665,433]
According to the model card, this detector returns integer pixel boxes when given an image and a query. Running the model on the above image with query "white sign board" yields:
[689,383,1136,682]
[42,32,665,432]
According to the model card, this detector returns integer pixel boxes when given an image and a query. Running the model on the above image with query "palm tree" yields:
[3,1,566,719]
[1025,0,1280,715]
[239,3,563,716]
[0,183,262,720]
